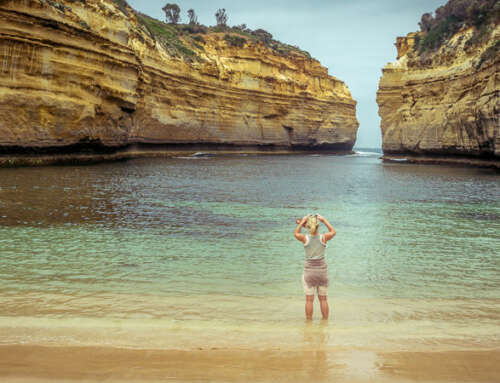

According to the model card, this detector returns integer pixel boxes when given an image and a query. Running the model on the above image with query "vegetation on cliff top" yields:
[135,13,200,60]
[412,0,499,60]
[110,0,312,61]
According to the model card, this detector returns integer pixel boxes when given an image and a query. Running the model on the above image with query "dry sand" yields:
[1,345,499,383]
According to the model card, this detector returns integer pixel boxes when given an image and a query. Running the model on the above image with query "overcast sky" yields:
[127,0,446,148]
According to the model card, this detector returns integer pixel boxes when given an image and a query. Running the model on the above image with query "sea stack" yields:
[377,0,499,168]
[0,0,358,165]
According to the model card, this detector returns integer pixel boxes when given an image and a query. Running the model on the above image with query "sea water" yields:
[1,151,499,351]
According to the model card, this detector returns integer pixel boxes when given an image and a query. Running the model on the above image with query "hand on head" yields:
[297,215,327,227]
[297,214,327,227]
[296,216,309,225]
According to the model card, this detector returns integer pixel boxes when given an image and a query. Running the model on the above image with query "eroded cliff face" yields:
[377,25,499,165]
[0,0,358,157]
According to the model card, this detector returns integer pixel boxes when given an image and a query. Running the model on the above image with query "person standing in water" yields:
[294,214,336,320]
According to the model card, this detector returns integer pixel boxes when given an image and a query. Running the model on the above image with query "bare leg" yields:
[305,295,314,320]
[318,295,329,320]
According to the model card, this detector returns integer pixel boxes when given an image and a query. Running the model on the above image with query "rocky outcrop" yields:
[377,21,499,167]
[0,0,358,163]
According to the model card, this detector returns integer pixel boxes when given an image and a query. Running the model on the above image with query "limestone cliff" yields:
[377,5,499,167]
[0,0,358,162]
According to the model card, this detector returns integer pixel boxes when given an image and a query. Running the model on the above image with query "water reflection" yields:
[299,320,329,379]
[0,165,121,227]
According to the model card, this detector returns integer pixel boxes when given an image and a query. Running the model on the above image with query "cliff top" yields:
[107,0,313,63]
[414,0,499,52]
[393,0,499,69]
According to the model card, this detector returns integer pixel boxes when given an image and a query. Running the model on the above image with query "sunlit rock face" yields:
[377,25,499,164]
[0,0,358,154]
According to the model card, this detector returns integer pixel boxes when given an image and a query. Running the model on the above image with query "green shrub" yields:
[78,20,90,29]
[477,40,500,68]
[192,35,206,44]
[211,25,229,33]
[190,41,204,51]
[176,44,196,58]
[465,24,492,50]
[137,13,176,39]
[413,34,421,51]
[178,23,207,34]
[224,34,246,48]
[416,0,499,54]
[419,15,459,53]
[136,13,196,60]
[252,29,273,44]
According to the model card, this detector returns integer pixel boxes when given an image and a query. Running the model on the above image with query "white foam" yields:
[354,151,381,156]
[344,151,381,157]
[175,156,209,160]
[191,152,215,157]
[387,158,408,162]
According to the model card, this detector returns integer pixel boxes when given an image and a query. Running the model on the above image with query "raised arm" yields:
[317,215,336,243]
[294,216,308,244]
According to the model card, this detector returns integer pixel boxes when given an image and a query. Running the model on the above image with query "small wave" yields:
[354,151,381,157]
[175,152,215,159]
[175,156,209,160]
[386,158,408,162]
[192,152,215,157]
[344,151,381,158]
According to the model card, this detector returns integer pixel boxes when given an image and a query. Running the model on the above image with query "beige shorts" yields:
[302,274,328,296]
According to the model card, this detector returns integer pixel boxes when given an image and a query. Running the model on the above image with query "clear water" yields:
[1,151,499,351]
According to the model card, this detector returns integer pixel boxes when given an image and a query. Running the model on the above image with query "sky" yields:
[127,0,446,148]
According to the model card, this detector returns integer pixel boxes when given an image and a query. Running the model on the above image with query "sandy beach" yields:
[1,345,499,382]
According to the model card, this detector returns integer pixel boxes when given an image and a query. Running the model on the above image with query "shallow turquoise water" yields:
[1,152,499,350]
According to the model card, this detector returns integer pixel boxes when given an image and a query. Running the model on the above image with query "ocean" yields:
[1,150,499,353]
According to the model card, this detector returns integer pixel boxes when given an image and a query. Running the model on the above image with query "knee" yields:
[305,295,314,302]
[318,295,327,302]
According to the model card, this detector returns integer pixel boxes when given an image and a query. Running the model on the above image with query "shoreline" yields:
[382,154,500,169]
[0,144,355,168]
[1,344,499,382]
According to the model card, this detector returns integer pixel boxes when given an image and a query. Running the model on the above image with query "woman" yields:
[294,214,336,320]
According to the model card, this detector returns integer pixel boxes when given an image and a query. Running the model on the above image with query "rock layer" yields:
[377,25,499,166]
[0,0,358,158]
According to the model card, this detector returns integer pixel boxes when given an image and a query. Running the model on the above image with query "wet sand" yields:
[1,345,499,383]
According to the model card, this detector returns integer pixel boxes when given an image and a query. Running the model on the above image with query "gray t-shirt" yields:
[304,234,326,260]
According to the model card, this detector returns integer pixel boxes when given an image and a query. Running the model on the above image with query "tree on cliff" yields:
[163,3,181,24]
[234,24,248,32]
[418,0,499,33]
[187,9,198,25]
[215,8,228,27]
[418,13,433,33]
